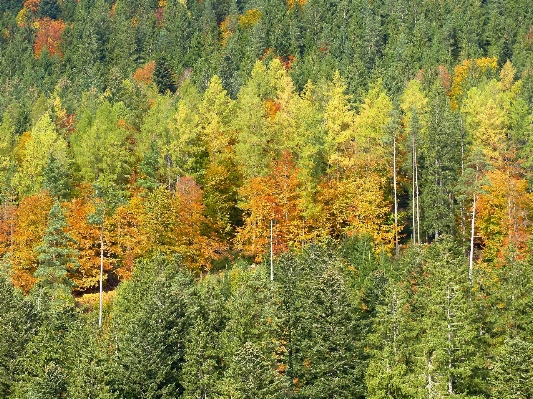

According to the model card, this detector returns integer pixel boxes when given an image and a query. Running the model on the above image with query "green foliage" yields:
[154,56,177,94]
[108,255,193,398]
[0,276,40,398]
[34,201,78,309]
[0,1,532,397]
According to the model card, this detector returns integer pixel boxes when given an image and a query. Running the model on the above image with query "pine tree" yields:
[0,276,40,398]
[154,56,177,94]
[43,153,70,200]
[34,201,78,309]
[108,255,193,398]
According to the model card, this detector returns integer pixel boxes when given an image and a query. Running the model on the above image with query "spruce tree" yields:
[43,153,70,200]
[154,56,177,94]
[34,201,78,310]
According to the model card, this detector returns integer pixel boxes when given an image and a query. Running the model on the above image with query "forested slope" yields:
[1,0,533,397]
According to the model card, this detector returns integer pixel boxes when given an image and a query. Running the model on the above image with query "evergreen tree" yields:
[0,276,40,398]
[154,56,177,94]
[181,275,228,399]
[34,201,78,309]
[419,85,462,240]
[218,263,290,398]
[43,153,70,200]
[108,255,193,398]
[39,0,62,19]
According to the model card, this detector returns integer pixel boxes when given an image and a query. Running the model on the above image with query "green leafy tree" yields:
[14,112,70,198]
[70,101,133,189]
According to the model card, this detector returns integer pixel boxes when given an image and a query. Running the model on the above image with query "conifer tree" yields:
[34,201,78,309]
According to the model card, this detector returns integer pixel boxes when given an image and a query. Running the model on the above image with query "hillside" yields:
[0,0,533,397]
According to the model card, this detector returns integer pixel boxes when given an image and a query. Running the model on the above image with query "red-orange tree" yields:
[65,187,115,292]
[141,178,219,273]
[33,18,66,58]
[236,151,311,261]
[10,191,52,293]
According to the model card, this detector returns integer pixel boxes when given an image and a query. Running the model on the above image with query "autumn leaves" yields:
[2,57,532,296]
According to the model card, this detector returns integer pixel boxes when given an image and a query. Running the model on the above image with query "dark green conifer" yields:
[34,201,78,309]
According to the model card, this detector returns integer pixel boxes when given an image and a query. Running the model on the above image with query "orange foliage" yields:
[133,61,156,85]
[33,18,66,58]
[174,176,219,271]
[476,167,533,265]
[24,0,40,12]
[236,152,310,261]
[220,15,237,46]
[65,191,115,292]
[108,195,147,281]
[11,191,53,293]
[264,99,281,120]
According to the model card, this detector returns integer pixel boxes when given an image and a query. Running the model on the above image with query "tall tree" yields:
[13,112,70,198]
[34,201,78,310]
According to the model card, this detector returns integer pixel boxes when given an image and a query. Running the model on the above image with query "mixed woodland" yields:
[1,0,533,397]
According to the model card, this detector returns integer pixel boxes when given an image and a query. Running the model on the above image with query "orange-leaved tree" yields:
[10,191,52,293]
[174,175,220,272]
[476,164,533,266]
[142,178,219,273]
[236,151,311,261]
[108,194,147,281]
[33,18,66,58]
[65,187,115,292]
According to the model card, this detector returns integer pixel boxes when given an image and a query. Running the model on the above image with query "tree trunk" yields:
[99,219,104,328]
[469,193,476,288]
[393,134,399,256]
[414,146,421,244]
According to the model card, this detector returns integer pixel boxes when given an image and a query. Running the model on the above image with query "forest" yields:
[1,0,533,397]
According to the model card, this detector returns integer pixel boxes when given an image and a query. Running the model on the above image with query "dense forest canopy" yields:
[1,0,533,397]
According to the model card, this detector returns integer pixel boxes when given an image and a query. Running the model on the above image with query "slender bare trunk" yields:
[446,284,453,395]
[99,220,104,328]
[393,134,399,256]
[469,193,476,288]
[415,146,421,244]
[412,138,416,245]
[270,219,274,282]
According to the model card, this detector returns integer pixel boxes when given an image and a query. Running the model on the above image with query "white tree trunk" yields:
[99,220,105,328]
[393,134,399,256]
[469,193,476,288]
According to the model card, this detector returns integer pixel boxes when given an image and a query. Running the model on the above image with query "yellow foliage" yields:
[287,0,307,9]
[450,57,498,108]
[16,7,28,27]
[238,9,262,29]
[476,168,533,265]
[499,60,516,91]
